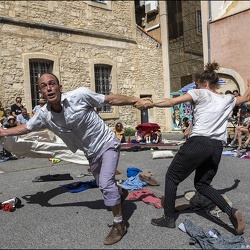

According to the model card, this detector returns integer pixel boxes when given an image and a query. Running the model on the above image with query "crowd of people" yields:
[225,89,250,149]
[114,122,162,144]
[0,65,249,246]
[0,98,46,157]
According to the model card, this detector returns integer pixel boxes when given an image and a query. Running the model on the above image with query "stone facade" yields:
[169,1,203,92]
[0,1,166,131]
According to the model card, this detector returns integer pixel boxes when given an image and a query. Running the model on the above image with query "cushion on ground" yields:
[152,150,174,159]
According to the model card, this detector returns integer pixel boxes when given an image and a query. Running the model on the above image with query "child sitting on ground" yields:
[151,129,162,143]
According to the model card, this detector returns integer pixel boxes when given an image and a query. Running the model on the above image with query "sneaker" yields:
[103,221,127,245]
[1,197,22,209]
[151,215,176,228]
[121,188,128,205]
[229,208,245,235]
[228,141,235,147]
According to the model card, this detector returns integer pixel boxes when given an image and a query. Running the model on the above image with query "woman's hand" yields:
[134,97,153,110]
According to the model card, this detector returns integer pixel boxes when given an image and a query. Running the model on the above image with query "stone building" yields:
[0,1,166,131]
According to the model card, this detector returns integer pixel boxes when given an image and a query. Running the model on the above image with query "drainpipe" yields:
[207,1,212,62]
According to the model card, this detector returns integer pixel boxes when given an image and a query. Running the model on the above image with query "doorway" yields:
[140,95,151,123]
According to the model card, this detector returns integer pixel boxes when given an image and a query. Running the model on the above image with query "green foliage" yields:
[124,127,136,136]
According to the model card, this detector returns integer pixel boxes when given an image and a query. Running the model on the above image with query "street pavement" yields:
[0,132,249,249]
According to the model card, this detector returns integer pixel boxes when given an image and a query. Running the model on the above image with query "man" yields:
[32,98,46,114]
[16,108,31,125]
[11,96,24,117]
[0,72,143,245]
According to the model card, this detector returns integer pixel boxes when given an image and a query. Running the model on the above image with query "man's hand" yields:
[0,124,29,137]
[0,127,5,137]
[134,97,153,110]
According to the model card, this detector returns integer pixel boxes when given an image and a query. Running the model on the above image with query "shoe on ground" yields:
[242,143,249,149]
[229,208,245,235]
[121,188,128,205]
[151,215,176,228]
[138,173,159,186]
[228,142,235,147]
[103,220,127,245]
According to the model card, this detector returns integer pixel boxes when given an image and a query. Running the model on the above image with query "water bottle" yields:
[128,136,131,144]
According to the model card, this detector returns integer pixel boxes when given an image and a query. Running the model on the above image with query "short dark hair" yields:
[39,72,60,84]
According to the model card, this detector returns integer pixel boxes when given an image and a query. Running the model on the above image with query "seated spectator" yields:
[132,126,145,143]
[16,108,30,125]
[144,127,152,144]
[0,101,4,123]
[225,90,233,95]
[151,129,162,144]
[114,122,126,143]
[228,108,250,150]
[231,90,248,118]
[11,96,24,118]
[32,98,46,115]
[242,133,250,149]
[4,116,17,128]
[3,116,17,157]
[1,109,12,127]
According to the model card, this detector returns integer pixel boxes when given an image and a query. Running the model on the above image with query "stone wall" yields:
[0,1,166,131]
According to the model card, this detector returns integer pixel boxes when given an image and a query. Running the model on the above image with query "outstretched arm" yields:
[104,94,140,106]
[105,94,153,108]
[134,93,193,109]
[235,79,250,106]
[0,124,29,137]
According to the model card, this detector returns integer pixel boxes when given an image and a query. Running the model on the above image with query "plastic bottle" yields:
[128,136,131,144]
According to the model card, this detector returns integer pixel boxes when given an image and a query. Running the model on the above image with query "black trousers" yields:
[164,136,231,218]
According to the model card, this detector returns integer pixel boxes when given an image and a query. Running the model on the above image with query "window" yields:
[196,10,202,33]
[91,0,106,3]
[88,0,111,10]
[167,1,183,41]
[94,64,112,113]
[29,60,53,109]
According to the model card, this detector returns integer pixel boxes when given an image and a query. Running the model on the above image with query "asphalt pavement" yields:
[0,132,249,249]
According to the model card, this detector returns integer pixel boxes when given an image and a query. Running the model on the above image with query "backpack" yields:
[189,192,216,211]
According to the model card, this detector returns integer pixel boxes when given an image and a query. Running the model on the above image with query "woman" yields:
[135,62,249,235]
[132,125,145,143]
[114,122,126,143]
[229,108,250,149]
[0,109,12,127]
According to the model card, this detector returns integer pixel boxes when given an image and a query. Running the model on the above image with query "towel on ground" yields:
[128,188,162,209]
[59,180,97,193]
[121,174,147,190]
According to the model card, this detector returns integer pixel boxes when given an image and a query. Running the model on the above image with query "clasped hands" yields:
[134,97,153,110]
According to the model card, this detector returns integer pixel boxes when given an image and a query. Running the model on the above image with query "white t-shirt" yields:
[26,87,115,158]
[188,89,236,143]
[242,117,250,126]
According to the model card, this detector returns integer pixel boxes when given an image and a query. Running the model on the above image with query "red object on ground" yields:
[1,203,14,212]
[135,123,160,132]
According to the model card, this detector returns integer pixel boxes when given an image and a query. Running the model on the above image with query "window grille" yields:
[167,1,183,41]
[29,60,53,109]
[91,0,106,4]
[196,10,202,33]
[94,64,112,113]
